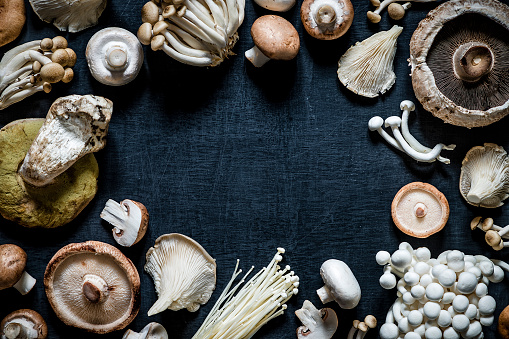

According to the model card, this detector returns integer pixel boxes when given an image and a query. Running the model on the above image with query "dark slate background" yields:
[1,0,509,338]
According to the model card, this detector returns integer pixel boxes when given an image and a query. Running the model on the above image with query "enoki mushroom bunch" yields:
[137,0,245,67]
[0,37,75,110]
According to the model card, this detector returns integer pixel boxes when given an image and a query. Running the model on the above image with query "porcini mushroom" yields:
[100,199,149,247]
[337,25,403,97]
[410,0,509,127]
[86,27,144,86]
[500,305,509,339]
[245,15,300,67]
[145,233,216,316]
[44,241,140,334]
[0,244,36,295]
[391,182,449,238]
[0,309,47,339]
[0,0,25,48]
[300,0,353,40]
[123,323,168,339]
[254,0,295,11]
[460,143,509,208]
[29,0,106,32]
[295,300,338,339]
[316,259,361,309]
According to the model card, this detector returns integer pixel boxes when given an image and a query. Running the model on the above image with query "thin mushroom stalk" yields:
[367,0,436,23]
[471,217,509,251]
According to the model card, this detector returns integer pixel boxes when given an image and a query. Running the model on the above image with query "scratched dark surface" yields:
[1,0,509,338]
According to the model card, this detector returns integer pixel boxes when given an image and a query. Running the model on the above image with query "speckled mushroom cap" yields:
[391,182,449,238]
[44,241,140,334]
[251,15,300,61]
[0,244,26,290]
[0,0,25,47]
[0,309,48,339]
[410,0,509,128]
[499,305,509,339]
[300,0,353,40]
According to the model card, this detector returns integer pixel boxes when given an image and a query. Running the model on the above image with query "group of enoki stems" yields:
[0,37,75,110]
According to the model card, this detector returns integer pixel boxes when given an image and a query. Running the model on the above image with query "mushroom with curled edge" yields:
[300,0,353,40]
[0,309,47,339]
[0,0,25,48]
[44,241,140,334]
[123,323,168,339]
[316,259,361,309]
[100,199,149,247]
[0,244,36,295]
[295,300,337,339]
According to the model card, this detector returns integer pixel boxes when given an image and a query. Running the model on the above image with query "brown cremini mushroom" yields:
[410,0,509,128]
[300,0,353,40]
[0,309,47,339]
[44,241,140,334]
[500,305,509,339]
[391,182,449,238]
[245,15,300,67]
[0,0,25,48]
[0,244,36,295]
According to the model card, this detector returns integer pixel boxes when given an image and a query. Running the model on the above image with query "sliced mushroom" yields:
[300,0,353,40]
[44,241,140,334]
[0,309,47,339]
[410,0,509,127]
[337,25,402,97]
[0,0,25,47]
[145,233,216,316]
[123,323,168,339]
[0,244,36,295]
[460,143,509,208]
[296,300,338,338]
[100,199,149,247]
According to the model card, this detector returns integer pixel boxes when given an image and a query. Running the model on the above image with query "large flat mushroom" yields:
[44,241,140,334]
[410,0,509,128]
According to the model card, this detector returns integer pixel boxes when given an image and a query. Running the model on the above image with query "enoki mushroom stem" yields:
[453,42,494,83]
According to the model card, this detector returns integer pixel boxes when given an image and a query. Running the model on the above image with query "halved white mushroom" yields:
[100,199,149,247]
[123,322,168,339]
[296,300,337,339]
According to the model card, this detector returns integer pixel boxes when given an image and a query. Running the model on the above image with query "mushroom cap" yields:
[254,0,295,12]
[86,27,144,86]
[251,15,300,61]
[295,300,338,339]
[123,322,168,339]
[410,0,509,128]
[391,182,449,238]
[300,0,353,40]
[100,199,149,247]
[145,233,216,315]
[460,143,509,208]
[0,0,25,47]
[44,241,140,334]
[0,244,26,290]
[29,0,106,32]
[0,309,47,339]
[0,119,98,228]
[499,305,509,339]
[317,259,361,309]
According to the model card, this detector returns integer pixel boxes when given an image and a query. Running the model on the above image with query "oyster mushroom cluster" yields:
[137,0,245,67]
[0,37,76,110]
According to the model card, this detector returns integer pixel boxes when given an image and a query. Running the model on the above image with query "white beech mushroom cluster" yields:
[369,100,455,164]
[471,217,509,251]
[0,37,75,110]
[377,242,509,339]
[137,0,245,67]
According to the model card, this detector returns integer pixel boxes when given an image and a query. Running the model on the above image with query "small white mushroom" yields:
[452,314,470,332]
[456,272,477,294]
[295,300,338,339]
[100,199,149,247]
[123,322,168,339]
[452,295,469,313]
[316,259,361,309]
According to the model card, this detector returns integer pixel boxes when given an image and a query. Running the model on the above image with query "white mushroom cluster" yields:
[377,242,509,339]
[137,0,244,67]
[369,100,455,164]
[471,217,509,251]
[0,37,75,110]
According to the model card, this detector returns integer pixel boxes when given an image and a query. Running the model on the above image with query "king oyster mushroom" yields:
[0,309,47,339]
[460,143,509,208]
[145,233,216,316]
[44,241,140,334]
[410,0,509,128]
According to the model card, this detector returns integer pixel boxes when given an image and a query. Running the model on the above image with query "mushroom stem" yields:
[316,285,334,304]
[82,274,110,303]
[347,320,360,339]
[245,46,271,68]
[12,271,36,295]
[315,4,336,26]
[0,85,44,110]
[3,321,38,339]
[0,65,33,93]
[453,42,494,83]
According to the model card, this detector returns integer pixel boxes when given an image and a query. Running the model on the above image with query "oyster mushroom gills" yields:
[0,309,47,339]
[0,244,36,295]
[100,199,149,247]
[0,0,25,48]
[300,0,353,40]
[410,0,509,128]
[44,241,140,334]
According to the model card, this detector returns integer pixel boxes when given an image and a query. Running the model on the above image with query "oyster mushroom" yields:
[100,199,149,247]
[300,0,353,40]
[0,0,25,48]
[44,241,140,334]
[460,143,509,208]
[337,25,403,97]
[0,244,36,295]
[123,323,168,339]
[0,309,47,339]
[145,233,216,316]
[410,0,509,128]
[296,300,338,338]
[86,27,144,86]
[29,0,106,32]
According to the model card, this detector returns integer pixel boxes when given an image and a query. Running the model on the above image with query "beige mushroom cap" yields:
[44,241,140,334]
[300,0,353,40]
[500,305,509,339]
[0,244,26,290]
[0,0,25,48]
[0,309,47,339]
[391,182,449,238]
[251,15,300,61]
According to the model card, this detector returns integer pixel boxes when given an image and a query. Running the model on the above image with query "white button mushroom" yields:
[100,199,149,247]
[295,300,338,339]
[316,259,361,309]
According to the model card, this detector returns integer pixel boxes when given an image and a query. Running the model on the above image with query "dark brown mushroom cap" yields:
[0,0,25,47]
[0,309,48,339]
[300,0,353,40]
[500,305,509,339]
[44,241,140,334]
[410,0,509,128]
[0,244,26,290]
[251,15,300,61]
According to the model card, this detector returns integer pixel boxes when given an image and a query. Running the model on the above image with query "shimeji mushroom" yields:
[347,315,377,339]
[0,244,36,295]
[460,143,509,208]
[145,233,216,316]
[136,0,245,67]
[0,309,47,339]
[337,26,402,97]
[471,217,509,251]
[316,259,361,309]
[0,37,76,110]
[295,300,337,339]
[367,0,434,23]
[100,199,149,247]
[300,0,353,40]
[123,323,168,339]
[0,0,25,47]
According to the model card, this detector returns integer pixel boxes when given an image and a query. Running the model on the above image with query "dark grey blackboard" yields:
[1,0,509,338]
